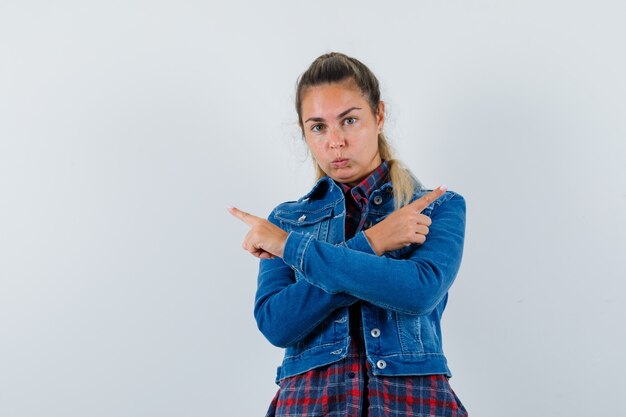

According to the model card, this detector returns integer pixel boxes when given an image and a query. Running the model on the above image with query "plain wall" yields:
[1,1,625,416]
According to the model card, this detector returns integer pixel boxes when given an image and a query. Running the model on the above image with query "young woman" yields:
[229,52,468,417]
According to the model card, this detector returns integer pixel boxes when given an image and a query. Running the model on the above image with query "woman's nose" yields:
[328,128,345,149]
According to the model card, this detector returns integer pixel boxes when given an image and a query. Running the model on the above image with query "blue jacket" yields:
[253,175,466,383]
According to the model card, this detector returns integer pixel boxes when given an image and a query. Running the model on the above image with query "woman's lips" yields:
[331,159,349,168]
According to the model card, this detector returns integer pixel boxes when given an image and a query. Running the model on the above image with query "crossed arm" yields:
[228,189,466,348]
[253,231,371,347]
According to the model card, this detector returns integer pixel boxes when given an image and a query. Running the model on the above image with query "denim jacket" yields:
[253,176,466,384]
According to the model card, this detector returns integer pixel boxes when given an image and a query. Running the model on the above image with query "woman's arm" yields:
[252,210,377,348]
[254,257,353,348]
[281,193,466,316]
[230,190,465,344]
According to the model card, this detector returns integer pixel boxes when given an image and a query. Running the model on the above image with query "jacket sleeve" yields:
[281,192,466,316]
[253,209,379,348]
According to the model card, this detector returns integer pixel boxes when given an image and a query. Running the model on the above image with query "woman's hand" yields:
[364,186,447,256]
[228,206,289,259]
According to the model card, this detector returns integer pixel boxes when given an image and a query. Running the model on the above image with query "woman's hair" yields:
[295,52,418,209]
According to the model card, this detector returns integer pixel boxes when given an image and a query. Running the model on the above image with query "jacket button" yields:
[376,360,387,369]
[373,196,383,205]
[297,215,306,222]
[370,328,381,338]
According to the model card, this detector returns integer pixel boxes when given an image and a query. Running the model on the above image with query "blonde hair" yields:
[295,52,418,209]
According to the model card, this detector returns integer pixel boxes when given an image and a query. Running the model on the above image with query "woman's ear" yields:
[377,101,385,131]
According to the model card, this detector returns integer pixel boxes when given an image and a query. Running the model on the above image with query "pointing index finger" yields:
[227,206,260,226]
[410,185,448,212]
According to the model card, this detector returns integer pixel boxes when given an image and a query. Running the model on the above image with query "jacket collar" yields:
[299,165,423,203]
[300,176,344,203]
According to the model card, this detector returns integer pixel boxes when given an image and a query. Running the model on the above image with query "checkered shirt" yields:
[264,161,468,417]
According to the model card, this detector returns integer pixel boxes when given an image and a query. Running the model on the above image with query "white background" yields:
[1,1,625,416]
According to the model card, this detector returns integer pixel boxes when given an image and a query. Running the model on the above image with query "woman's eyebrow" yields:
[304,107,362,123]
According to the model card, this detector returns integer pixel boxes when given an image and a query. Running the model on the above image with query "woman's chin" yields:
[329,171,355,184]
[333,175,364,187]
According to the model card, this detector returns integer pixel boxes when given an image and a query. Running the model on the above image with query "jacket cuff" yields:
[342,231,377,255]
[282,231,314,273]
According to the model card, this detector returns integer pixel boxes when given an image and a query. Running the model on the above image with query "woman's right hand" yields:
[364,186,447,256]
[228,206,289,259]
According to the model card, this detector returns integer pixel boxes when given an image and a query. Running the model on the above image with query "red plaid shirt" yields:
[264,161,468,417]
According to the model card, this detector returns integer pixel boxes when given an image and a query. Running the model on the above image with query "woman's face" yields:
[300,81,384,187]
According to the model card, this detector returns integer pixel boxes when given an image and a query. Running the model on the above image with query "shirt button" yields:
[370,328,381,338]
[373,195,383,205]
[347,372,356,379]
[376,360,387,370]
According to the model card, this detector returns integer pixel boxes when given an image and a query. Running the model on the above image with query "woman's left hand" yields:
[228,206,288,259]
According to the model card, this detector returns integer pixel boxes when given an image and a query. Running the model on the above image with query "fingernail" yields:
[226,205,234,210]
[439,185,448,192]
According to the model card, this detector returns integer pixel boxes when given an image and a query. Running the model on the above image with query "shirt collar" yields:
[336,159,390,201]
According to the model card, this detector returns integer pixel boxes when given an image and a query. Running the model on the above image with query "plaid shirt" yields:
[264,161,468,417]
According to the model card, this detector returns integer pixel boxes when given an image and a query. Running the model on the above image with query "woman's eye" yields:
[311,124,324,132]
[344,117,357,125]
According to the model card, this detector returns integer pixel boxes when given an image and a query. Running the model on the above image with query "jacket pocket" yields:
[275,207,333,240]
[395,313,424,354]
[419,316,442,353]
